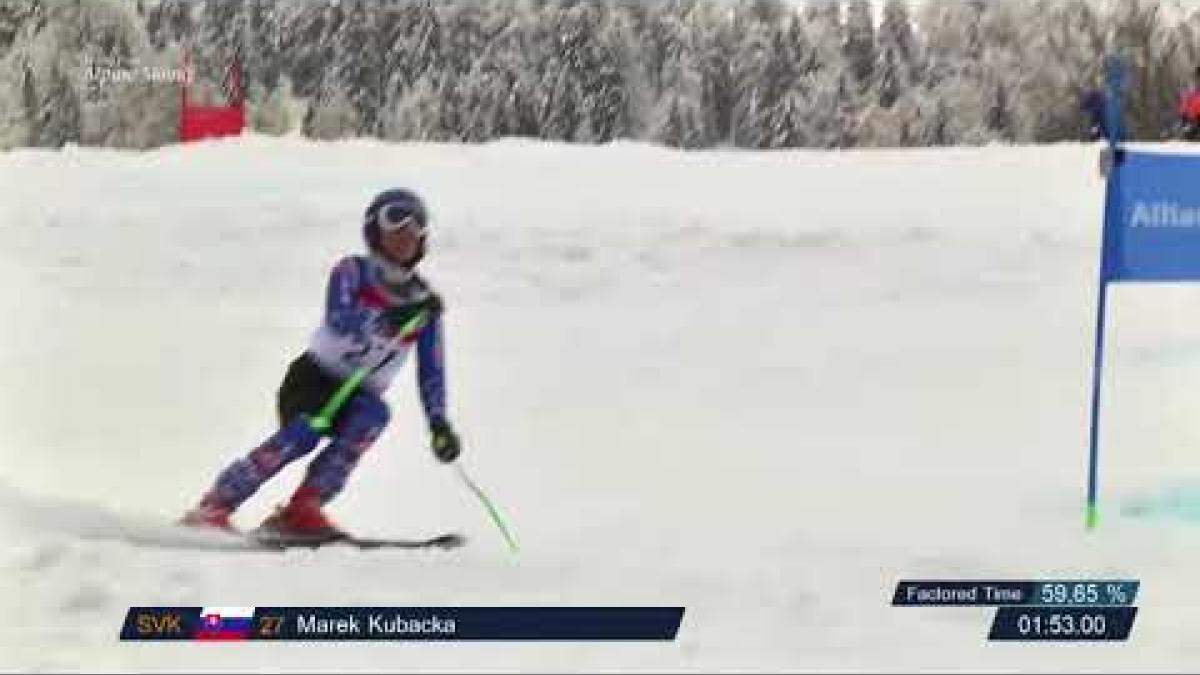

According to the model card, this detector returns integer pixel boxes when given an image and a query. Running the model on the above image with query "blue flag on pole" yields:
[1088,55,1200,530]
[1105,151,1200,282]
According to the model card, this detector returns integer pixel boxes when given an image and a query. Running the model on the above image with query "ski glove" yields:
[430,418,461,463]
[385,293,442,333]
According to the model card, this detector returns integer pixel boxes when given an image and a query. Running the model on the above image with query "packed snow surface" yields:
[3,137,1200,671]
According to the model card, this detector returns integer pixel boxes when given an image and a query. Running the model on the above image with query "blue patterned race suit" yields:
[202,255,447,510]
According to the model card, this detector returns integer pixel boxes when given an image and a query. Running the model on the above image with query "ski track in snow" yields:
[5,137,1200,670]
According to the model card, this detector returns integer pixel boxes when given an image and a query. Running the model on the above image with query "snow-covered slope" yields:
[3,137,1200,671]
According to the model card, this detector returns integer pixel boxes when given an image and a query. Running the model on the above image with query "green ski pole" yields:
[308,309,430,433]
[454,463,519,553]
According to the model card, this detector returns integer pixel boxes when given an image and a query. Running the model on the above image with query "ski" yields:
[249,530,465,551]
[339,533,465,550]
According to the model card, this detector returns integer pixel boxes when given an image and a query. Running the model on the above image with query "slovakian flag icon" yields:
[194,607,255,641]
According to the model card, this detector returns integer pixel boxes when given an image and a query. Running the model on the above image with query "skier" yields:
[1080,87,1106,142]
[1179,66,1200,141]
[181,188,462,540]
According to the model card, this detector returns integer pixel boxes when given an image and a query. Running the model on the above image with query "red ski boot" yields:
[256,485,345,545]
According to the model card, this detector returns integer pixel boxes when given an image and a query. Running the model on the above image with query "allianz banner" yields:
[1108,151,1200,282]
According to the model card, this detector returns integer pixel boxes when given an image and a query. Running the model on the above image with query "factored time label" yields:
[892,579,1139,642]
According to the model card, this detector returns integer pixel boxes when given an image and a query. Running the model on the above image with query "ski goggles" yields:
[378,202,426,236]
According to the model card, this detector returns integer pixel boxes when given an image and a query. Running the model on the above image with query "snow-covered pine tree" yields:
[0,0,41,59]
[241,0,284,103]
[759,16,815,148]
[284,0,340,102]
[727,0,778,148]
[874,0,917,109]
[1110,0,1172,139]
[843,0,875,95]
[378,0,444,140]
[852,0,922,147]
[383,70,441,140]
[143,0,190,51]
[334,0,384,136]
[192,0,240,105]
[803,0,855,148]
[916,0,991,144]
[1009,0,1104,143]
[650,22,709,148]
[28,59,80,147]
[303,0,361,140]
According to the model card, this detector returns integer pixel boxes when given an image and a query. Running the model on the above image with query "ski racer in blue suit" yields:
[182,188,461,538]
